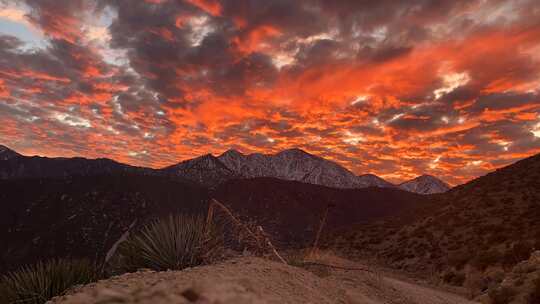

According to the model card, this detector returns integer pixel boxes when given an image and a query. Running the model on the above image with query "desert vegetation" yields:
[114,214,216,272]
[327,154,540,303]
[0,200,289,304]
[0,213,217,304]
[0,259,97,304]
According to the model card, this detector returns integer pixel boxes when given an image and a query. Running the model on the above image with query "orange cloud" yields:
[3,0,540,186]
[0,79,9,98]
[185,0,222,16]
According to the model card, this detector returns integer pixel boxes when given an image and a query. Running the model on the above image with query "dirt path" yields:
[50,257,478,304]
[321,264,477,304]
[295,253,478,304]
[383,276,477,304]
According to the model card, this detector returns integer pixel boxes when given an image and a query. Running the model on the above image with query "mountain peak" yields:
[199,153,217,159]
[399,174,450,194]
[180,153,224,166]
[0,145,21,160]
[358,173,379,178]
[220,149,244,158]
[164,153,236,187]
[278,148,313,157]
[409,174,447,183]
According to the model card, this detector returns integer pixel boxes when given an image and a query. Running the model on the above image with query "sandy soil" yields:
[49,257,478,304]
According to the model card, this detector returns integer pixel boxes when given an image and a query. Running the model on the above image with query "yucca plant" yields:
[0,258,97,304]
[116,214,218,272]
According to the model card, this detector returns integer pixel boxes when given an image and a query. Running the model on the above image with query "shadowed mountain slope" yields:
[0,145,21,161]
[0,149,153,180]
[161,153,239,187]
[212,177,429,248]
[0,174,208,274]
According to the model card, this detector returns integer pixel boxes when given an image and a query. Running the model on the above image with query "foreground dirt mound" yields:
[49,257,344,304]
[49,256,477,304]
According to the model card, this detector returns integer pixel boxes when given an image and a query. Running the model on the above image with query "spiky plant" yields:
[0,258,97,304]
[116,214,217,272]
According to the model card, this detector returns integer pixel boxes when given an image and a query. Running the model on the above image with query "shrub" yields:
[443,270,466,286]
[503,242,533,267]
[116,214,217,272]
[448,250,470,270]
[0,259,97,304]
[488,285,516,304]
[472,249,501,271]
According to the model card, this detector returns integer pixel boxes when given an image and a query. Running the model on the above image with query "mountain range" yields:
[0,145,450,194]
[2,142,540,302]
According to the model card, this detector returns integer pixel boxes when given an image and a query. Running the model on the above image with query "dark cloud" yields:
[0,35,24,50]
[470,92,539,112]
[358,45,413,63]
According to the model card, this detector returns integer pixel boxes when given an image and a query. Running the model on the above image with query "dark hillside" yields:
[213,178,430,248]
[330,153,540,299]
[0,174,208,273]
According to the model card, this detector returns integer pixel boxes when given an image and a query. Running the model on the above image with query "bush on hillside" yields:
[472,249,501,271]
[488,285,516,304]
[442,270,465,286]
[0,258,97,304]
[447,250,470,270]
[503,242,533,267]
[115,214,219,272]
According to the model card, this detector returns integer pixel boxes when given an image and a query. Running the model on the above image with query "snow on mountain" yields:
[0,145,450,194]
[162,154,238,187]
[398,175,451,194]
[0,145,21,160]
[218,149,450,193]
[218,148,392,189]
[267,148,361,188]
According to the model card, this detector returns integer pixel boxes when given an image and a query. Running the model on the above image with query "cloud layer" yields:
[1,0,540,184]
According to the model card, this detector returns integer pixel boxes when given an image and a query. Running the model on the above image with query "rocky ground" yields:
[49,256,477,304]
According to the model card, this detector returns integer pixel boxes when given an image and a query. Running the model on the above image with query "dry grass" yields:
[206,199,286,264]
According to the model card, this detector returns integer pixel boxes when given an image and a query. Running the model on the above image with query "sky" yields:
[0,0,539,185]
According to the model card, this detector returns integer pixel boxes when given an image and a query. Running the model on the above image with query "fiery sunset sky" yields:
[1,0,540,185]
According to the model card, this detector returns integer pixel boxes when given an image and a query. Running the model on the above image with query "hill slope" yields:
[0,174,428,274]
[49,257,476,304]
[0,152,153,180]
[0,145,21,160]
[0,174,208,273]
[212,178,429,248]
[161,154,239,187]
[330,153,540,301]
